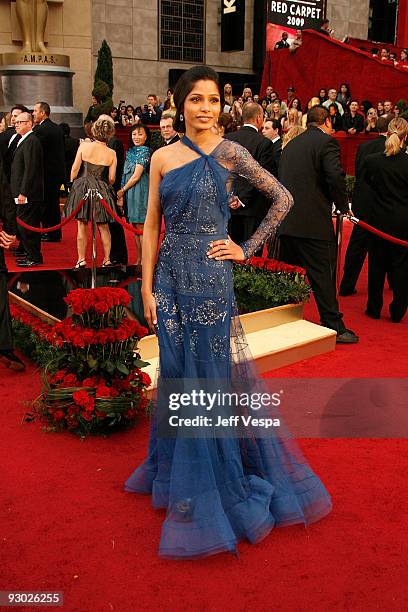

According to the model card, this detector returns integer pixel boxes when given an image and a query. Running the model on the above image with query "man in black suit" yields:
[160,114,180,146]
[225,103,277,247]
[59,122,79,185]
[141,94,162,125]
[32,101,65,242]
[262,119,282,173]
[0,105,29,180]
[339,116,391,296]
[0,157,25,370]
[278,105,358,343]
[10,112,44,267]
[274,32,290,49]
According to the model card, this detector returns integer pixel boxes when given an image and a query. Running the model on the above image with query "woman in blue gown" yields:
[125,66,332,559]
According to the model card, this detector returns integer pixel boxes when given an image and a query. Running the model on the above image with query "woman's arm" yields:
[142,152,163,333]
[70,144,83,181]
[108,152,117,185]
[209,140,293,260]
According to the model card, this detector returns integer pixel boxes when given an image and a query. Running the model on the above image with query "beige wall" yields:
[326,0,370,41]
[0,0,371,114]
[92,0,255,108]
[0,0,92,114]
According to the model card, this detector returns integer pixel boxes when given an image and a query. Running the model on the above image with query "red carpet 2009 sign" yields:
[268,0,325,30]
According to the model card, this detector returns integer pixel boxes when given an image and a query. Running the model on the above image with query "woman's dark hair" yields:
[128,123,151,148]
[338,83,351,98]
[126,105,134,115]
[217,112,233,131]
[173,65,220,132]
[361,100,373,115]
[318,88,328,102]
[110,106,118,116]
[59,122,70,137]
[289,97,302,112]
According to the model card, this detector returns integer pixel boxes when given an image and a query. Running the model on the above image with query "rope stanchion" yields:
[16,191,144,238]
[348,216,408,248]
[98,195,143,235]
[16,197,87,233]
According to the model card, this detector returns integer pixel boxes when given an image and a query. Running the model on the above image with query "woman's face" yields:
[319,89,326,98]
[237,97,243,106]
[243,88,252,99]
[132,127,147,146]
[0,117,6,133]
[120,106,126,114]
[224,83,232,95]
[272,102,280,114]
[182,79,221,132]
[367,108,377,119]
[377,102,384,113]
[394,106,400,116]
[401,50,408,61]
[292,98,299,108]
[261,100,267,109]
[167,89,172,98]
[126,106,133,116]
[340,85,347,94]
[329,106,336,116]
[110,109,118,118]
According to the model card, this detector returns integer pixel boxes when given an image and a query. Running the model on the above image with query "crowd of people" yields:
[0,101,182,271]
[0,69,407,373]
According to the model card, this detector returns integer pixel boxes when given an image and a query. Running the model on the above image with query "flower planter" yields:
[138,301,336,385]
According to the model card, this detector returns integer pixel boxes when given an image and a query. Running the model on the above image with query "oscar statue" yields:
[16,0,48,53]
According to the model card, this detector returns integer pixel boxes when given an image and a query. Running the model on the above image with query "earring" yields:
[179,113,184,122]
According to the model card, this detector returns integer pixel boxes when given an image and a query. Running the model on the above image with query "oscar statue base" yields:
[0,53,82,128]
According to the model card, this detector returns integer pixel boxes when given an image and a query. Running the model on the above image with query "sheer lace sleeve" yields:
[215,140,293,258]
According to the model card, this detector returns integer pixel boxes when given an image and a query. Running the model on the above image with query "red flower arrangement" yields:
[47,317,147,348]
[233,257,311,313]
[236,256,307,276]
[21,287,151,437]
[10,303,54,340]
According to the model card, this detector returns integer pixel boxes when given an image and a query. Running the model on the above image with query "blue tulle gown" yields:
[125,136,332,559]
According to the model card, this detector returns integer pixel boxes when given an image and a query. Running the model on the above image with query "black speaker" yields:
[221,0,246,52]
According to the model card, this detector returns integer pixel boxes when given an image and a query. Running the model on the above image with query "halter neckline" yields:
[181,135,224,159]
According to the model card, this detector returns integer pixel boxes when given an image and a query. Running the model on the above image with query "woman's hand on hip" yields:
[207,238,245,261]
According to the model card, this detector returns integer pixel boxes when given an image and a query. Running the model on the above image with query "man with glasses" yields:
[0,105,29,180]
[10,113,44,267]
[323,89,344,116]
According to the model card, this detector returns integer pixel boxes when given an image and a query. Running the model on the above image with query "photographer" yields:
[140,94,161,125]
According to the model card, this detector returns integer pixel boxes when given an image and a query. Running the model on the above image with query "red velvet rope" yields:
[16,198,86,233]
[353,219,408,248]
[98,196,143,235]
[15,194,143,236]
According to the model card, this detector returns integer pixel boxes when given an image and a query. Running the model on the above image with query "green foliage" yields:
[94,40,113,96]
[12,319,58,367]
[345,174,356,198]
[396,99,408,113]
[233,265,311,314]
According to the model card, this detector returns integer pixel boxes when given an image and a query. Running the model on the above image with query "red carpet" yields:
[2,220,408,610]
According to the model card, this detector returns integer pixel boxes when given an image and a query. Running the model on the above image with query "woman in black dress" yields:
[364,118,408,323]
